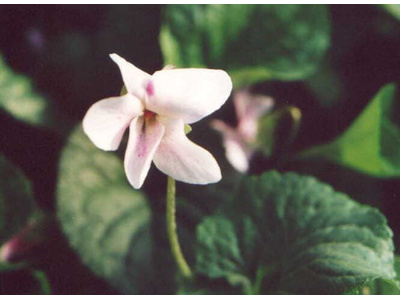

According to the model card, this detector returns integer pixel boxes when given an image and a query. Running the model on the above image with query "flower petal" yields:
[124,116,165,189]
[83,93,144,151]
[153,118,221,184]
[109,53,151,100]
[211,119,253,173]
[234,91,274,141]
[147,68,232,124]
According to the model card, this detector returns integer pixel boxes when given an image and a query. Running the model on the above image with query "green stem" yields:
[252,267,265,295]
[166,176,193,279]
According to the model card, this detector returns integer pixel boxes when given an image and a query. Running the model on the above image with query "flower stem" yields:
[166,176,193,279]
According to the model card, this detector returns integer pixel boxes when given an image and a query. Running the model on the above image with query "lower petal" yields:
[153,119,221,184]
[124,116,165,189]
[223,137,253,173]
[211,119,252,173]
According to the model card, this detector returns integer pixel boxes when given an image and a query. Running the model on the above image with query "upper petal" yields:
[83,93,144,151]
[124,116,165,189]
[234,91,274,141]
[110,53,151,100]
[146,68,232,124]
[153,118,221,184]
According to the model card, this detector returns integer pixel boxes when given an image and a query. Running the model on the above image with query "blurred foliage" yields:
[381,4,400,20]
[160,4,330,88]
[57,126,153,294]
[0,5,162,123]
[298,84,400,177]
[0,155,35,245]
[191,171,395,294]
[257,105,302,157]
[0,55,55,128]
[304,55,343,108]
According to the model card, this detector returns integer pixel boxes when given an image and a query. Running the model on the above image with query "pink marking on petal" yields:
[137,133,147,158]
[137,113,156,158]
[146,80,154,96]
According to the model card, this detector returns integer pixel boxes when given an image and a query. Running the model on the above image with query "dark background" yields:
[0,4,400,294]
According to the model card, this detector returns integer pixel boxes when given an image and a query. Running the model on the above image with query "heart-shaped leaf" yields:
[57,126,152,294]
[193,171,395,294]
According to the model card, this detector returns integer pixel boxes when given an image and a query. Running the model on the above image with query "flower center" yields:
[144,110,155,121]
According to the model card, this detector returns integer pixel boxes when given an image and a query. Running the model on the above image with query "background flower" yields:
[211,90,273,172]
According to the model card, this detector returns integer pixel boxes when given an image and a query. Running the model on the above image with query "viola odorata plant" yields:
[82,54,232,278]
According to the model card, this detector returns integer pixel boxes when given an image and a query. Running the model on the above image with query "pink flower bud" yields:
[1,222,43,263]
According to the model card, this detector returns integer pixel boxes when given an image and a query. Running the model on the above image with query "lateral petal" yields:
[153,118,221,184]
[109,53,151,100]
[83,93,144,151]
[147,68,232,124]
[124,116,165,189]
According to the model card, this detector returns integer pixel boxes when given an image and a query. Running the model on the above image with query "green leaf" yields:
[357,256,400,295]
[298,84,400,177]
[0,155,35,246]
[194,171,395,294]
[160,4,330,87]
[0,54,55,128]
[57,126,152,294]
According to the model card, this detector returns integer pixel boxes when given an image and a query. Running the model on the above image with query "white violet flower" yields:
[211,90,273,173]
[83,54,232,189]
